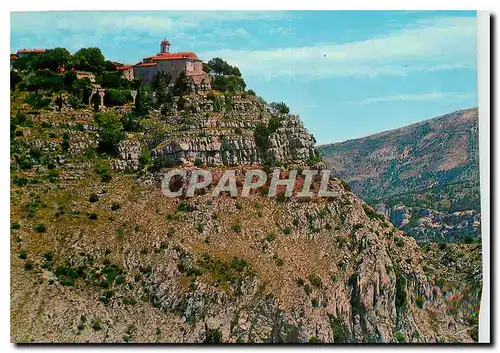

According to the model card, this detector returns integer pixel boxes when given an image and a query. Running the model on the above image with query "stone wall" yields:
[110,140,142,171]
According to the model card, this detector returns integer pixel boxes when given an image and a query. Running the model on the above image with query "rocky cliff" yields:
[10,91,480,343]
[145,94,318,167]
[318,108,481,244]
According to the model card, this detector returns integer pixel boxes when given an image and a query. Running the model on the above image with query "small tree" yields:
[152,71,174,110]
[95,112,123,155]
[173,71,190,97]
[133,86,151,117]
[72,47,105,73]
[270,102,290,114]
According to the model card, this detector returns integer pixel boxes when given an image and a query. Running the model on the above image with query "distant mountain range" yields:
[318,108,480,243]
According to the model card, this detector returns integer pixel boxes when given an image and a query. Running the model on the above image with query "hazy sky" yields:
[11,10,477,144]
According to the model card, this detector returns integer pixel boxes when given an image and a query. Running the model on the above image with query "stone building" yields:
[116,64,134,81]
[133,40,211,91]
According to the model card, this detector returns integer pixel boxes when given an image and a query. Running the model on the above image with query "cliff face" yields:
[146,94,317,167]
[10,91,480,343]
[318,108,481,243]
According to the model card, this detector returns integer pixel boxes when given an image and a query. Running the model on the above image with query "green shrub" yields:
[340,179,351,192]
[231,224,242,233]
[24,261,34,271]
[88,213,98,220]
[96,164,112,182]
[61,133,70,152]
[353,223,363,230]
[395,331,406,343]
[415,296,425,309]
[67,94,85,109]
[363,205,386,222]
[307,155,322,166]
[19,250,28,259]
[395,237,405,247]
[47,169,59,183]
[26,91,51,109]
[194,158,203,167]
[309,336,320,343]
[297,277,304,286]
[329,315,348,343]
[266,233,276,242]
[270,102,290,114]
[91,319,103,331]
[11,222,21,230]
[276,191,287,203]
[89,193,99,203]
[34,223,46,233]
[17,155,33,170]
[197,223,204,233]
[139,148,152,166]
[100,290,114,305]
[13,177,29,187]
[152,155,176,170]
[111,202,120,211]
[177,201,193,212]
[309,274,322,288]
[95,112,124,155]
[395,268,408,312]
[203,328,222,343]
[104,89,133,106]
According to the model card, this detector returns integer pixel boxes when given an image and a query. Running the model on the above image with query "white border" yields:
[3,2,497,351]
[477,10,491,344]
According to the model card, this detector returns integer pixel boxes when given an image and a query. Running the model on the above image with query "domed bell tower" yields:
[160,39,170,54]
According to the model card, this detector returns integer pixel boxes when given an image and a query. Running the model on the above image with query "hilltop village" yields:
[10,39,250,111]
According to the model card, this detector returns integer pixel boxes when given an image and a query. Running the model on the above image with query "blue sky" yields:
[10,11,477,144]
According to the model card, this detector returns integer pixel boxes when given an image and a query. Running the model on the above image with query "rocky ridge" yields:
[318,108,481,243]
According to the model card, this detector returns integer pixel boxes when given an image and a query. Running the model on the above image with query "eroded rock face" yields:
[144,94,318,167]
[267,115,317,163]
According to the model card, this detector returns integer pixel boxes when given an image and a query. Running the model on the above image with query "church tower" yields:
[160,39,170,54]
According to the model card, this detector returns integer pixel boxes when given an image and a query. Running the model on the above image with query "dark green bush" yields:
[266,233,276,242]
[104,89,133,106]
[177,201,193,212]
[89,193,99,203]
[309,274,322,288]
[26,91,51,109]
[19,250,28,259]
[95,112,124,155]
[34,223,46,233]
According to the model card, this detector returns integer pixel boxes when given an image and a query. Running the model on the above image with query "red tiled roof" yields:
[150,52,200,61]
[161,40,171,45]
[135,62,157,67]
[10,55,18,60]
[116,65,133,70]
[17,49,46,54]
